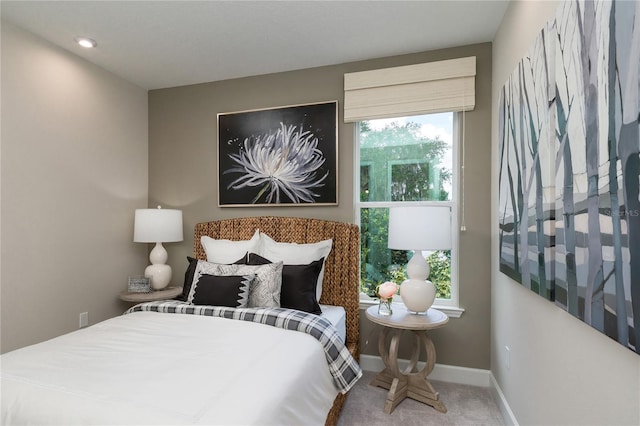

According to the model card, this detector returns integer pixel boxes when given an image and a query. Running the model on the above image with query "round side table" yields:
[366,303,449,414]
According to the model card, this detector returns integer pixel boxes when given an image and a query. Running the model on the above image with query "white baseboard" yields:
[360,354,518,425]
[359,354,490,387]
[489,373,519,426]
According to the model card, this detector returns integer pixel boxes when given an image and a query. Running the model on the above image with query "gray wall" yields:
[1,22,149,353]
[149,43,492,369]
[491,1,640,424]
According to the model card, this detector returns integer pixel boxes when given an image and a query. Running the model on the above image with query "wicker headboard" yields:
[193,216,360,353]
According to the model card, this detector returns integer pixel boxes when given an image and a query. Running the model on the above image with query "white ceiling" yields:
[1,1,509,90]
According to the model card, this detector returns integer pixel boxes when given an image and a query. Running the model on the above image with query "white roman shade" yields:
[343,56,476,122]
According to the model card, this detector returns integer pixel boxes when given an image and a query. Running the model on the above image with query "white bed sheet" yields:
[1,311,339,425]
[319,304,346,343]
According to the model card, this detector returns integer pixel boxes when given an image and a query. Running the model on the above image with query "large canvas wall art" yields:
[498,0,640,354]
[498,22,556,301]
[218,101,338,207]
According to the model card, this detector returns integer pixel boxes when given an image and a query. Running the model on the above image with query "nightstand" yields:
[119,285,182,303]
[366,304,449,414]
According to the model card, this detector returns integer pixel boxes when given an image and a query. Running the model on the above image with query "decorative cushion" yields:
[178,256,199,302]
[201,229,260,264]
[241,253,323,315]
[191,274,253,308]
[186,258,282,308]
[217,262,283,307]
[258,232,332,301]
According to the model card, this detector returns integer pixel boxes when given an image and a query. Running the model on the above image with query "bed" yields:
[1,216,362,425]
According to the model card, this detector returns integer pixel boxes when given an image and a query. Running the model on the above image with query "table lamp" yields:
[134,206,183,290]
[388,205,452,313]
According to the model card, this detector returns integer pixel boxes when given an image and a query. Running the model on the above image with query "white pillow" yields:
[201,229,260,264]
[258,232,332,301]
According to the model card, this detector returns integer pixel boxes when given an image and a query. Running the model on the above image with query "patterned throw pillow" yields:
[216,262,283,308]
[186,259,283,308]
[191,274,254,308]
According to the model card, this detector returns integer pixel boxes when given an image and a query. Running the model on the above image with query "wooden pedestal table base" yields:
[365,305,449,414]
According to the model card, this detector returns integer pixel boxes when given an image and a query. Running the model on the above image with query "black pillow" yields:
[178,256,199,301]
[191,274,253,308]
[240,253,323,315]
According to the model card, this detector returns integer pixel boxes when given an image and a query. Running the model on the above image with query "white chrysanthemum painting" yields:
[225,122,328,204]
[218,102,337,206]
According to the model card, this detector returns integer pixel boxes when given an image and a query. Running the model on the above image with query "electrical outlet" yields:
[79,312,89,328]
[505,345,511,370]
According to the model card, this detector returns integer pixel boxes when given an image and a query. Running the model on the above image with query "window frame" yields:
[354,113,463,316]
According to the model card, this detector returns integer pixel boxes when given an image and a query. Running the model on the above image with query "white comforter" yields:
[1,311,339,425]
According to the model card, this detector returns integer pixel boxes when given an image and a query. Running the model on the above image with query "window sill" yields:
[358,295,464,318]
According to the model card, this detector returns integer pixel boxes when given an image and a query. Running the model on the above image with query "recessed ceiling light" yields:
[74,37,97,48]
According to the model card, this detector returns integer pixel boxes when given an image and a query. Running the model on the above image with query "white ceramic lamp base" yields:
[145,264,172,290]
[401,250,435,313]
[406,250,430,280]
[145,242,172,290]
[400,278,436,313]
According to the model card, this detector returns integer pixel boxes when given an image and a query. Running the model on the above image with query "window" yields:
[356,113,459,309]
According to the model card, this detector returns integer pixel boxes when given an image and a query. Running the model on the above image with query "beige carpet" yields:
[337,371,505,426]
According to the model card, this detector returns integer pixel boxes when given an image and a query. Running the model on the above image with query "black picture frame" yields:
[217,101,338,207]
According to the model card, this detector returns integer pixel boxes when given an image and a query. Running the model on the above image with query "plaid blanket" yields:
[125,301,362,393]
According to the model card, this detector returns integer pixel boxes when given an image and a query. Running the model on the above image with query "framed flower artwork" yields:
[217,101,338,207]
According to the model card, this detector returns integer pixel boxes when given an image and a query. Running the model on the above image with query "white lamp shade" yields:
[388,205,452,251]
[134,208,183,243]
